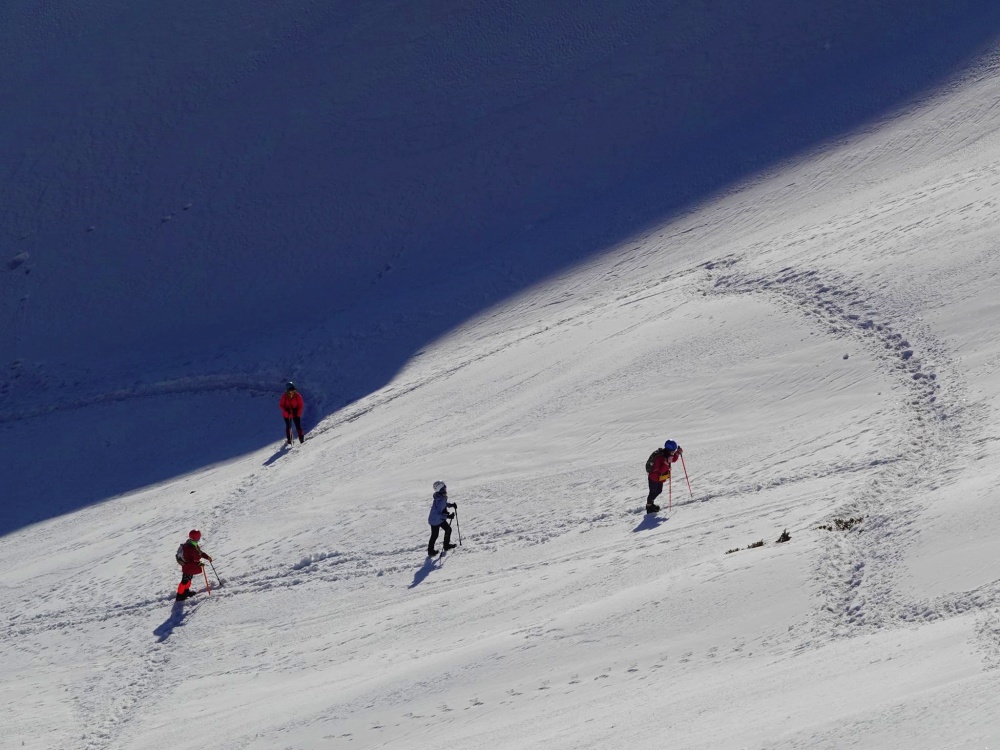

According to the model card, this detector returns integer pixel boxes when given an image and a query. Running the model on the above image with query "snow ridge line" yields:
[307,265,702,441]
[305,311,605,439]
[704,259,971,641]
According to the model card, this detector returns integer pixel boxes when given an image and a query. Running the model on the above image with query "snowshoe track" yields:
[705,258,978,640]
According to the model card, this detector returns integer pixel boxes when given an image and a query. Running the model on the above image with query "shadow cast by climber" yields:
[408,555,444,589]
[632,513,668,533]
[153,600,193,642]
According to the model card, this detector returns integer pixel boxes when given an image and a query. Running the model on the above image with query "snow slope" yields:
[4,2,1000,749]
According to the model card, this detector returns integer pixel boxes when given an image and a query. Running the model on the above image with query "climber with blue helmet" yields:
[644,439,683,513]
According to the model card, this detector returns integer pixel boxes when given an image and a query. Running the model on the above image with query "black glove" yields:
[447,512,455,519]
[447,502,457,509]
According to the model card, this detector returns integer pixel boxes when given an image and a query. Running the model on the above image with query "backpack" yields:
[645,449,664,474]
[176,543,186,566]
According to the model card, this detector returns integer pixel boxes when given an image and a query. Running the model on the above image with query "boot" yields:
[443,543,457,551]
[427,549,439,557]
[646,503,660,514]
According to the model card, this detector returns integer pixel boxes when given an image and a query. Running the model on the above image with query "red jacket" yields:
[280,390,304,418]
[647,450,681,482]
[179,540,210,575]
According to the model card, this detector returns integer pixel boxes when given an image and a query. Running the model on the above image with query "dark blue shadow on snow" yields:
[0,391,278,537]
[262,443,290,467]
[153,601,193,643]
[408,555,443,589]
[633,513,668,533]
[3,1,1000,535]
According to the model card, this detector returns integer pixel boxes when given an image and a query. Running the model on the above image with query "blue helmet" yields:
[663,440,678,452]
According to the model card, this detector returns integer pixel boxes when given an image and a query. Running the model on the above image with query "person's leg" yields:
[177,573,193,598]
[647,479,663,503]
[442,520,453,548]
[428,524,440,554]
[647,479,663,509]
[293,416,304,442]
[284,418,293,443]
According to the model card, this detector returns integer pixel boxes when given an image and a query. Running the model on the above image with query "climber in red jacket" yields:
[280,382,305,444]
[175,529,212,600]
[645,439,683,513]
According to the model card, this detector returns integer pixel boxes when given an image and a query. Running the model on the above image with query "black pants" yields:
[428,521,452,553]
[284,416,304,442]
[648,478,665,504]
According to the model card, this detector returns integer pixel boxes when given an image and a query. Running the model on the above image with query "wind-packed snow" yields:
[4,2,1000,749]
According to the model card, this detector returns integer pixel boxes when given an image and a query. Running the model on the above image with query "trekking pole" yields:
[455,509,462,546]
[202,566,212,595]
[668,473,673,511]
[680,454,693,498]
[210,561,224,588]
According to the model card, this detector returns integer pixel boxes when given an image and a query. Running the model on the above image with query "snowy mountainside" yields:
[4,2,1000,749]
[6,58,1000,746]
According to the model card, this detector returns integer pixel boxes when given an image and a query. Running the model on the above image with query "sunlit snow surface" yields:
[4,3,1000,749]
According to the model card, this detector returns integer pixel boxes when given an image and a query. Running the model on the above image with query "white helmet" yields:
[433,481,447,492]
